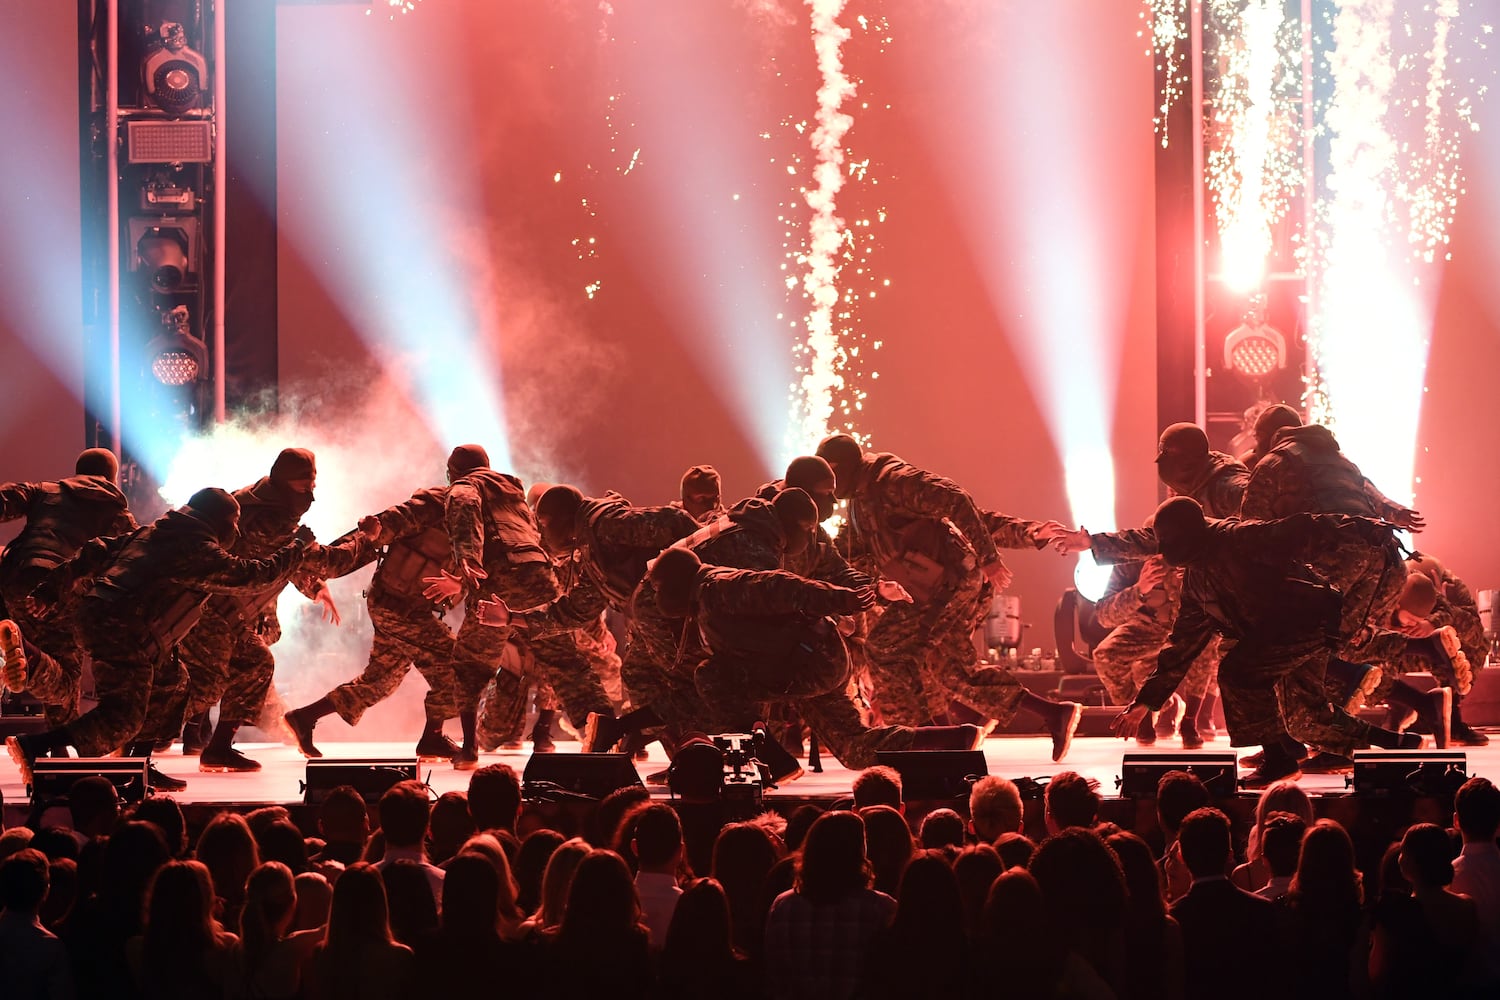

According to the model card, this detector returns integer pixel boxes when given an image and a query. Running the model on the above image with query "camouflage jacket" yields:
[200,477,322,627]
[839,452,1000,575]
[445,469,548,572]
[67,509,308,657]
[754,479,870,588]
[693,564,863,657]
[364,486,452,609]
[1136,513,1394,710]
[1088,451,1250,565]
[1093,556,1181,631]
[514,494,696,636]
[1240,425,1403,521]
[0,475,136,589]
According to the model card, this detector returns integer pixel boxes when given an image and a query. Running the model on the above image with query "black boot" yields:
[1241,742,1301,788]
[752,724,803,784]
[1136,711,1157,746]
[1451,697,1490,746]
[1196,691,1220,740]
[530,709,557,753]
[6,729,68,785]
[125,741,188,792]
[1020,691,1082,762]
[285,698,335,759]
[1179,694,1204,750]
[181,710,211,756]
[1386,681,1452,749]
[453,711,479,770]
[415,720,461,760]
[199,720,260,772]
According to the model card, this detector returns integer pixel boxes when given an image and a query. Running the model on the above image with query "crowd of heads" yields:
[1,764,1497,1000]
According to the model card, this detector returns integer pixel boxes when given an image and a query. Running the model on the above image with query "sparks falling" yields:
[787,0,857,459]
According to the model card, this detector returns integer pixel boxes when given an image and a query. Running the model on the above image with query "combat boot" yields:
[1240,743,1301,788]
[181,711,211,756]
[453,710,479,770]
[124,742,188,792]
[199,720,261,772]
[752,724,803,785]
[912,724,985,751]
[283,707,323,758]
[530,709,558,753]
[415,723,461,761]
[582,711,624,753]
[1450,699,1489,746]
[1046,702,1083,762]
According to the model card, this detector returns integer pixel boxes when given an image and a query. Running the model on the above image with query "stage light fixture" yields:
[1223,293,1287,385]
[143,22,207,116]
[136,225,190,292]
[146,305,208,386]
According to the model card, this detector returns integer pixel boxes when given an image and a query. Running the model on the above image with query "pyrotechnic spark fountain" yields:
[787,0,857,460]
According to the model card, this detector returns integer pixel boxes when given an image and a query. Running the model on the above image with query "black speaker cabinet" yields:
[1118,752,1239,799]
[31,757,151,804]
[874,750,989,801]
[523,753,644,801]
[1350,751,1467,798]
[301,758,419,805]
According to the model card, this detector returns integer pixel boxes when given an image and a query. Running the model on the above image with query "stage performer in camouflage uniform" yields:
[646,547,982,778]
[815,434,1082,762]
[474,485,696,749]
[1045,423,1250,741]
[1111,497,1417,787]
[1089,555,1218,747]
[6,488,311,789]
[1399,552,1490,745]
[418,445,612,769]
[671,464,726,524]
[0,449,136,725]
[174,450,351,773]
[284,484,464,760]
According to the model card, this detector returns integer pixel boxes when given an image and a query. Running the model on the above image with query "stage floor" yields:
[5,732,1497,810]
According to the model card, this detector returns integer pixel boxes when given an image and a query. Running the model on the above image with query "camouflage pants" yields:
[10,615,85,726]
[1218,636,1364,755]
[450,562,611,727]
[1327,539,1407,645]
[1365,631,1468,699]
[867,573,1025,727]
[618,585,713,738]
[178,614,277,727]
[327,601,458,726]
[476,613,625,747]
[1093,619,1219,705]
[694,626,852,734]
[64,619,171,755]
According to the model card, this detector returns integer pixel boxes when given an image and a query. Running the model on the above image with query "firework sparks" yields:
[366,0,420,20]
[786,0,857,460]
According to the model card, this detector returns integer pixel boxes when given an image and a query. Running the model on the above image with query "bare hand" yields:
[1111,703,1151,738]
[358,515,382,543]
[1136,556,1169,596]
[1399,618,1437,639]
[981,559,1013,591]
[876,579,914,604]
[1047,527,1092,556]
[422,570,465,603]
[1391,508,1425,532]
[459,559,488,590]
[312,586,341,625]
[476,598,512,628]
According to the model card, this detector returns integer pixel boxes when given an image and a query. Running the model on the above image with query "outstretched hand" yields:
[1037,522,1092,555]
[358,515,382,543]
[422,570,465,603]
[981,559,1013,591]
[1390,507,1426,533]
[312,585,342,626]
[1111,703,1151,738]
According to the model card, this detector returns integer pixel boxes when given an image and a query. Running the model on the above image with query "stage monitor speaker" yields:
[30,757,151,804]
[1118,752,1238,799]
[301,758,419,806]
[874,750,988,801]
[1350,751,1467,798]
[523,753,643,801]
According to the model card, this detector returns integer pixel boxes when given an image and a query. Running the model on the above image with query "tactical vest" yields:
[0,478,131,580]
[86,523,211,661]
[469,470,549,567]
[373,522,453,604]
[576,498,654,609]
[1274,442,1377,517]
